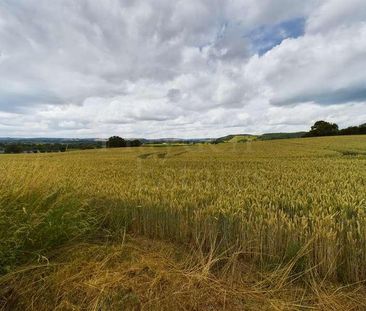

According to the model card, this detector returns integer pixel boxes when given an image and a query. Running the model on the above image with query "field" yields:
[227,135,257,143]
[1,135,366,310]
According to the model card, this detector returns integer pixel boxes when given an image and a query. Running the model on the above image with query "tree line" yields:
[0,137,144,154]
[0,142,106,154]
[304,121,366,137]
[0,143,67,154]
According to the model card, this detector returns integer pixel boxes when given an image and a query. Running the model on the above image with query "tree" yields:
[360,124,366,134]
[305,120,339,137]
[106,136,126,148]
[128,139,142,147]
[339,123,366,135]
[4,144,23,153]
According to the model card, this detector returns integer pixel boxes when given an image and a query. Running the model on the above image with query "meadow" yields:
[1,135,366,310]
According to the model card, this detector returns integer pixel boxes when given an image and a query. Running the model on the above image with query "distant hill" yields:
[212,134,255,144]
[141,138,213,145]
[213,132,306,144]
[0,132,308,149]
[257,132,307,140]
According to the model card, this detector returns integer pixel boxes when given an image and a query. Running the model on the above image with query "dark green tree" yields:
[106,136,126,148]
[4,144,23,153]
[128,139,142,147]
[305,120,339,137]
[339,123,366,135]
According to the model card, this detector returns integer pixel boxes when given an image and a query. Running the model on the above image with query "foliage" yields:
[339,123,366,135]
[107,136,127,148]
[127,139,143,147]
[305,120,339,137]
[2,143,69,154]
[107,136,142,148]
[258,132,307,140]
[4,144,23,154]
[304,121,366,138]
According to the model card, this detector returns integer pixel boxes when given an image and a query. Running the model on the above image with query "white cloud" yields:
[0,0,365,137]
[306,0,366,33]
[246,23,366,106]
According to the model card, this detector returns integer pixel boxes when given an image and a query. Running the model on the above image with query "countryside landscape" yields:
[1,125,366,310]
[1,1,366,310]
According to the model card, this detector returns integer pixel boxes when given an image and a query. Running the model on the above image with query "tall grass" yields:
[0,135,365,283]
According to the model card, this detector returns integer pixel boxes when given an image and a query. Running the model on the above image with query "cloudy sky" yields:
[0,0,365,138]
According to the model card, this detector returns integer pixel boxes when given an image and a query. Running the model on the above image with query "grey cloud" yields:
[0,0,365,137]
[0,90,63,113]
[166,89,182,102]
[272,87,366,106]
[50,120,91,131]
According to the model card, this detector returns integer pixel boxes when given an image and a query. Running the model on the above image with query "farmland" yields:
[1,135,366,310]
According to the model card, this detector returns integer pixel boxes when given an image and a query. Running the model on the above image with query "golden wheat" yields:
[0,135,365,285]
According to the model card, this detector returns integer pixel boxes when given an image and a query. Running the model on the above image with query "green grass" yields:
[227,135,258,143]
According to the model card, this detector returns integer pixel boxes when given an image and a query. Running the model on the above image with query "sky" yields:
[0,0,365,138]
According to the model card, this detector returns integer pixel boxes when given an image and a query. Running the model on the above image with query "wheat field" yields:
[1,135,366,309]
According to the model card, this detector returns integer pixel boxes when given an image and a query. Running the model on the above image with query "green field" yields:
[226,135,257,143]
[1,135,366,310]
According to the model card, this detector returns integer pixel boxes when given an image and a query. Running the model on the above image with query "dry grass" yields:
[1,235,366,311]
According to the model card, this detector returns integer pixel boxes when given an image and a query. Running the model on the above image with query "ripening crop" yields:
[0,135,365,283]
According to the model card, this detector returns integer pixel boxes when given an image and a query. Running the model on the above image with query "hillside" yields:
[214,132,306,143]
[213,134,257,143]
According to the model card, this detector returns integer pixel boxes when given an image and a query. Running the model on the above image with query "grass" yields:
[1,135,366,309]
[2,235,366,310]
[227,135,257,143]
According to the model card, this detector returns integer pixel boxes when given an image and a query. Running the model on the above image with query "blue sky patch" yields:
[248,17,305,55]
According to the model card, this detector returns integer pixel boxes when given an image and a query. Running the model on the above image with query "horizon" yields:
[0,130,309,140]
[1,120,364,140]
